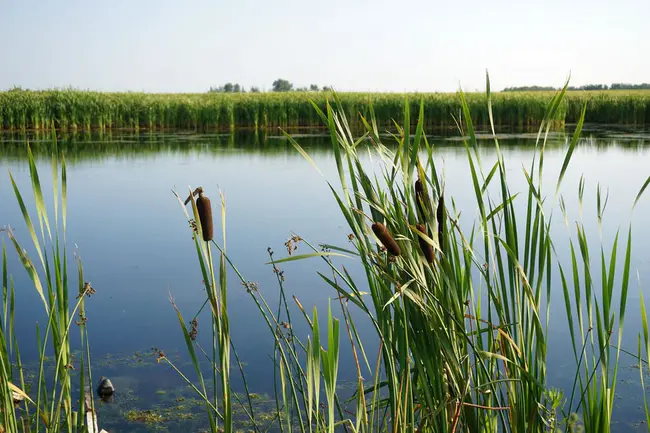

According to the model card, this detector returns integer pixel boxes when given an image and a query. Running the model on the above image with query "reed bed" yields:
[2,88,649,132]
[3,76,650,433]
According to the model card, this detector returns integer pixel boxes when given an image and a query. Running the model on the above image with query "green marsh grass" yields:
[0,133,96,432]
[5,76,649,433]
[169,73,650,433]
[2,88,650,133]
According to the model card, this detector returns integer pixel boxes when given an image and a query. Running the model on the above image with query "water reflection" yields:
[1,128,649,164]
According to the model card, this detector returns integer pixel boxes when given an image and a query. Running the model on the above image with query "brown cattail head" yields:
[416,224,434,264]
[196,191,213,242]
[414,179,426,219]
[371,222,401,256]
[436,194,445,253]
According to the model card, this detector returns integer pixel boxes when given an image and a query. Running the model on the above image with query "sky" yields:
[1,0,648,93]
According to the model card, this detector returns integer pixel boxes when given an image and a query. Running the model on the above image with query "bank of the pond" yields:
[1,89,650,132]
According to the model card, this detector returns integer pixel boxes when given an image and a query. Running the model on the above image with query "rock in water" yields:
[96,376,115,397]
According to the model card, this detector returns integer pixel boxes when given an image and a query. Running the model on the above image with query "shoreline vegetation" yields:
[3,75,650,433]
[1,88,650,133]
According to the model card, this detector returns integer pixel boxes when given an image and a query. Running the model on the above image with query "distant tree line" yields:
[209,79,333,93]
[503,83,650,92]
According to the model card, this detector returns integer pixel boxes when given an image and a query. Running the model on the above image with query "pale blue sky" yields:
[1,0,648,93]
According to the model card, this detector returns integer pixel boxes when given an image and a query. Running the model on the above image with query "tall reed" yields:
[2,88,649,132]
[0,134,96,433]
[168,73,649,433]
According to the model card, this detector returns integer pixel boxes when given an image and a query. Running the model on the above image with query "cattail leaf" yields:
[318,244,359,256]
[6,229,47,312]
[26,145,52,242]
[265,252,351,265]
[633,175,650,209]
[7,381,34,405]
[8,171,46,269]
[481,161,499,194]
[486,69,495,136]
[308,98,328,125]
[282,130,323,176]
[556,101,587,196]
[486,193,520,222]
[61,154,67,234]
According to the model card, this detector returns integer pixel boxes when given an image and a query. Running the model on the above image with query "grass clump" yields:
[165,72,650,433]
[0,132,97,432]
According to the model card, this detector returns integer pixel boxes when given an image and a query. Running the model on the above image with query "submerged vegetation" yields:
[1,87,650,133]
[2,73,650,433]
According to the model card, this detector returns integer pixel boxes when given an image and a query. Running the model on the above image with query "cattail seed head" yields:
[371,222,401,256]
[415,179,424,195]
[196,192,213,242]
[414,179,426,218]
[416,224,434,264]
[437,194,445,253]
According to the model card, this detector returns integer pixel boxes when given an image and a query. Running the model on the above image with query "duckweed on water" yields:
[125,409,165,424]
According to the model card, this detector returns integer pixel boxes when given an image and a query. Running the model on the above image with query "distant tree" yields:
[581,84,608,90]
[504,82,650,92]
[309,84,319,91]
[611,82,650,90]
[322,86,333,91]
[250,86,260,93]
[295,86,308,92]
[208,82,245,93]
[502,85,557,92]
[272,79,293,92]
[568,84,608,91]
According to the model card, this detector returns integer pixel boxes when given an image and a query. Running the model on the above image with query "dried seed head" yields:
[414,179,426,218]
[371,222,401,256]
[196,192,213,242]
[437,194,445,254]
[415,178,424,195]
[416,224,434,264]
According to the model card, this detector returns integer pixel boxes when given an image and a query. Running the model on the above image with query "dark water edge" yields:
[0,123,649,162]
[2,127,650,432]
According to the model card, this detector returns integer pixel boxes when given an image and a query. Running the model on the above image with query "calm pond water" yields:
[1,126,650,432]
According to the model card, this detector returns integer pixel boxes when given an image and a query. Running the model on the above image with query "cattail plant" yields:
[371,222,401,256]
[416,223,434,263]
[414,178,425,218]
[436,193,445,255]
[185,186,213,242]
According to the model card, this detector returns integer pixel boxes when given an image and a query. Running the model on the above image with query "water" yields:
[1,127,650,431]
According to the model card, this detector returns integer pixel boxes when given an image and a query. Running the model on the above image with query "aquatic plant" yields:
[168,72,650,433]
[1,88,649,132]
[0,132,97,432]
